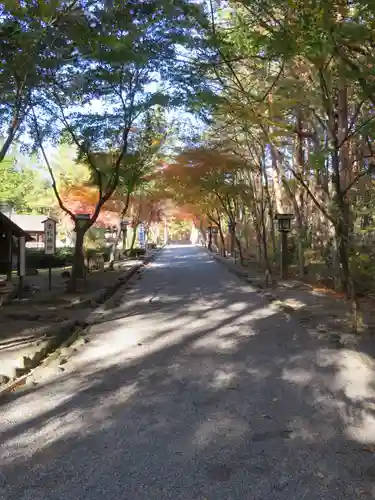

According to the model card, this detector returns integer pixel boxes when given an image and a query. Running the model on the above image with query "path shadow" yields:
[1,246,375,499]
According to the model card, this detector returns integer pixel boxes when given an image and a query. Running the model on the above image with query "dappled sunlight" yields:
[3,411,85,464]
[210,368,236,389]
[192,330,241,353]
[250,304,279,320]
[278,298,307,310]
[282,367,314,386]
[280,344,375,449]
[0,273,293,470]
[1,386,75,434]
[290,417,333,442]
[227,301,249,312]
[146,261,167,268]
[4,245,375,499]
[330,350,375,401]
[166,244,194,249]
[245,366,273,379]
[1,368,140,466]
[346,413,375,444]
[192,412,248,449]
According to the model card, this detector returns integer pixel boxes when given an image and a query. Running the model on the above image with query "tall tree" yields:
[0,1,83,161]
[30,0,206,289]
[162,0,375,330]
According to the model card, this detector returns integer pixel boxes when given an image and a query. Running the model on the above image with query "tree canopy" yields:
[3,0,375,313]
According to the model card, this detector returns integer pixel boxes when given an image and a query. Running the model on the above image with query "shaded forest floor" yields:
[211,250,375,356]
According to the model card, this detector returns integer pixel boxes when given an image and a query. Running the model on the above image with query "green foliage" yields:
[0,1,81,160]
[350,250,375,296]
[25,245,113,269]
[26,247,74,269]
[1,0,211,289]
[0,152,50,213]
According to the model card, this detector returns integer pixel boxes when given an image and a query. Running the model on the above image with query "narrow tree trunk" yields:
[108,192,131,268]
[296,215,306,278]
[254,219,263,264]
[295,107,307,278]
[260,199,272,278]
[218,222,226,256]
[234,232,244,263]
[122,226,128,251]
[199,220,206,245]
[332,144,361,331]
[108,225,121,269]
[263,167,277,259]
[164,220,169,244]
[130,225,138,251]
[268,94,283,214]
[156,224,160,245]
[69,225,86,291]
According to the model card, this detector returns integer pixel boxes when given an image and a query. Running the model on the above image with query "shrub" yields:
[25,247,74,269]
[25,245,113,269]
[351,251,375,296]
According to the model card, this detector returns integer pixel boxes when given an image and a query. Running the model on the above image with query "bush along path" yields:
[0,246,164,397]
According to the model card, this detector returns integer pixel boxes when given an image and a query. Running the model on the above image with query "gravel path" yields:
[1,244,375,499]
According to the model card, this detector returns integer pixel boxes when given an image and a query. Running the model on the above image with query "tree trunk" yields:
[129,225,138,251]
[268,94,283,214]
[69,225,86,291]
[108,225,121,269]
[198,220,206,245]
[122,226,128,251]
[108,192,131,268]
[332,117,361,331]
[296,214,305,278]
[263,166,277,259]
[254,219,263,264]
[234,231,244,263]
[260,200,272,278]
[295,107,307,278]
[218,222,226,256]
[156,224,161,245]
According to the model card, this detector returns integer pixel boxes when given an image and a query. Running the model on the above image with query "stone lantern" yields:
[275,213,294,279]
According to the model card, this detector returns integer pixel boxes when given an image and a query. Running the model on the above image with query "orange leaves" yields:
[63,185,98,206]
[165,148,246,192]
[60,183,120,227]
[160,147,251,228]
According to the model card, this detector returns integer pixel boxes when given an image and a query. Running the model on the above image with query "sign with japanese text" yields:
[43,218,56,255]
[138,223,145,248]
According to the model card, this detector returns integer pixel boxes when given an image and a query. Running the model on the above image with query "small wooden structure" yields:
[275,213,294,279]
[11,214,47,249]
[0,212,33,278]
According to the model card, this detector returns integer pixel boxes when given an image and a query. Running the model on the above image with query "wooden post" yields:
[275,213,293,280]
[48,262,52,290]
[122,225,128,251]
[164,220,168,244]
[280,231,289,279]
[6,231,12,281]
[43,218,57,291]
[19,236,25,291]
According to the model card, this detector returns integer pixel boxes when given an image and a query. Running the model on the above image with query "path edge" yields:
[0,245,165,399]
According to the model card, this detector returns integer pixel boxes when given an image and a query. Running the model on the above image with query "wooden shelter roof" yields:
[0,213,33,241]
